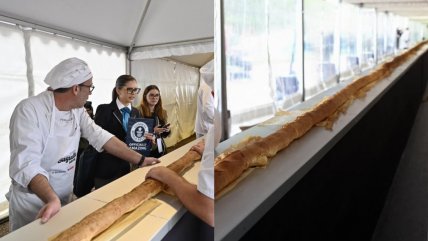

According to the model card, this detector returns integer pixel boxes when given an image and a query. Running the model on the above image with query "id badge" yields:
[157,138,163,153]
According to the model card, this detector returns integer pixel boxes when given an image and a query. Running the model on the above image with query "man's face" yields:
[76,78,93,108]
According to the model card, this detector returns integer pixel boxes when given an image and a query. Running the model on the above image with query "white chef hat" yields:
[44,58,93,90]
[200,59,214,90]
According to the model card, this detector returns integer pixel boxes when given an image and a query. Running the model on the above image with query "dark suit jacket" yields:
[94,101,142,180]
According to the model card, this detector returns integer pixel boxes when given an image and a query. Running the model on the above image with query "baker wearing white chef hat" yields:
[7,57,160,231]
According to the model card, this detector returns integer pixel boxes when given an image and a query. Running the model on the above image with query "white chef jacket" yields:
[195,80,214,137]
[7,90,114,230]
[197,125,214,199]
[196,107,221,200]
[8,90,113,189]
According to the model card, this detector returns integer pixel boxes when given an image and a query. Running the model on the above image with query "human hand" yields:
[190,140,205,155]
[154,126,166,135]
[163,123,171,132]
[144,132,154,139]
[154,123,170,134]
[145,166,176,183]
[146,133,156,144]
[36,197,61,224]
[141,157,160,167]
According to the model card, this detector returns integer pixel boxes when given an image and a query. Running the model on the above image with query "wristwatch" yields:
[138,155,145,166]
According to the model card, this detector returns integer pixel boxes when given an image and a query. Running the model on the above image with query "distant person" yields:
[137,85,170,158]
[84,101,94,119]
[93,75,156,189]
[7,58,159,231]
[78,101,94,154]
[396,28,402,50]
[195,60,214,138]
[401,27,410,49]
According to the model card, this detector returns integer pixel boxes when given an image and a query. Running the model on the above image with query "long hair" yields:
[111,75,136,101]
[140,85,167,122]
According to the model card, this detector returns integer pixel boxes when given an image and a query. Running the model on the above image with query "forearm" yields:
[103,137,140,165]
[28,174,62,223]
[164,174,214,227]
[28,174,59,204]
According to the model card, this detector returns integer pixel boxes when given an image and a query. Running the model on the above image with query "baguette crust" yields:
[214,150,248,194]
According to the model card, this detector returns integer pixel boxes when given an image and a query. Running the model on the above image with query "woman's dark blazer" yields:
[93,101,142,180]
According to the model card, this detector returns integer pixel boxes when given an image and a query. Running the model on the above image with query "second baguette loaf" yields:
[215,41,428,196]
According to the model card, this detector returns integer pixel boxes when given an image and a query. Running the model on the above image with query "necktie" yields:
[121,107,130,132]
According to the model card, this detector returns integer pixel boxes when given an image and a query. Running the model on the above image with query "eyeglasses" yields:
[148,93,160,98]
[126,87,141,94]
[79,84,95,93]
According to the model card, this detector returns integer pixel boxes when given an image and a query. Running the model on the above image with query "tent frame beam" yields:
[128,0,152,59]
[133,37,214,49]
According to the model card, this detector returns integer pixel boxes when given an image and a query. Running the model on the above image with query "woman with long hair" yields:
[137,85,170,158]
[93,75,156,188]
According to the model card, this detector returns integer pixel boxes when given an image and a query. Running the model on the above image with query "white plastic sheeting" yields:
[27,30,126,108]
[131,59,199,147]
[0,23,26,211]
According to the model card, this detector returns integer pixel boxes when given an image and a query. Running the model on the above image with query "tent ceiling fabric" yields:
[166,53,214,68]
[130,38,213,65]
[345,0,428,23]
[0,0,214,48]
[136,0,214,47]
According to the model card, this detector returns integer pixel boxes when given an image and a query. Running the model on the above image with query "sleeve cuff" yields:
[13,164,49,189]
[93,132,114,152]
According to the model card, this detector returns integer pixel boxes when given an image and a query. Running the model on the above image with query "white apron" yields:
[7,107,80,231]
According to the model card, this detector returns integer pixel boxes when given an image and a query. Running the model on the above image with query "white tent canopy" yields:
[0,0,214,48]
[0,0,214,67]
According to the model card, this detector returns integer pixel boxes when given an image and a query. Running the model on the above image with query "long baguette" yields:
[53,150,201,241]
[215,41,428,196]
